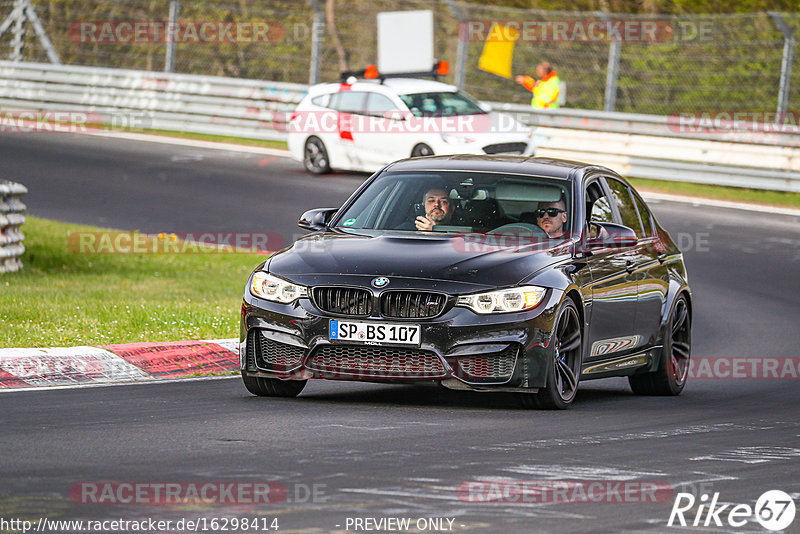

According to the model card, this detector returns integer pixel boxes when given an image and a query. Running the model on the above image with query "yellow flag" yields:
[478,23,519,79]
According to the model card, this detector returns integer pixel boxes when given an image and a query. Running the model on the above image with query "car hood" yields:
[268,230,567,289]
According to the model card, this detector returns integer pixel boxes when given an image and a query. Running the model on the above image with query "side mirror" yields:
[584,222,638,250]
[298,207,338,232]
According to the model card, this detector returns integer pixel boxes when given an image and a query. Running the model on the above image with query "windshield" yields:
[334,171,572,238]
[398,91,485,117]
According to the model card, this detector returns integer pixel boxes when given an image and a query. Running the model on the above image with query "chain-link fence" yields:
[1,0,797,115]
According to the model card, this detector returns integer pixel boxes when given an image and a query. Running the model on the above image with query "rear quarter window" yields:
[310,94,330,107]
[630,190,656,238]
[606,178,644,236]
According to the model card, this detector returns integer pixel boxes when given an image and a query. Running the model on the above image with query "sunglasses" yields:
[535,208,565,218]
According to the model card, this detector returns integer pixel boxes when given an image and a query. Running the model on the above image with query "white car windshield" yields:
[398,92,485,117]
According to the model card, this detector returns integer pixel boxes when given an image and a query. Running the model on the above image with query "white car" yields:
[287,77,534,174]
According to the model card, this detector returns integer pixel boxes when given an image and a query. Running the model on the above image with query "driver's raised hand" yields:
[415,216,434,231]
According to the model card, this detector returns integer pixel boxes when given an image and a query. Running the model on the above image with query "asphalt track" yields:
[2,133,800,533]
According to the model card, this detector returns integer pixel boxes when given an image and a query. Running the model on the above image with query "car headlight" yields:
[250,272,307,303]
[441,133,475,144]
[456,285,547,314]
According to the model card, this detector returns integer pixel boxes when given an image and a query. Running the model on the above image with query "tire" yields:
[303,136,331,174]
[411,143,433,158]
[629,294,691,396]
[242,371,307,398]
[520,297,582,410]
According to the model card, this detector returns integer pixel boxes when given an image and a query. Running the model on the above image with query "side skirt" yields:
[579,348,661,380]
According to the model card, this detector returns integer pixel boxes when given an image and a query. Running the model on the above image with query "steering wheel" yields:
[487,222,548,237]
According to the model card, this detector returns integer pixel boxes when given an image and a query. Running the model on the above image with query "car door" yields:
[328,90,369,169]
[357,92,409,167]
[604,177,669,347]
[628,185,670,346]
[583,178,641,362]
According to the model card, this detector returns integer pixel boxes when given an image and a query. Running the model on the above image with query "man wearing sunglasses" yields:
[535,199,568,238]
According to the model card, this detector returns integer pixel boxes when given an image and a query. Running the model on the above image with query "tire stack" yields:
[0,180,28,273]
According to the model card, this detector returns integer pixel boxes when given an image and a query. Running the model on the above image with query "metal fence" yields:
[0,0,797,116]
[0,179,26,273]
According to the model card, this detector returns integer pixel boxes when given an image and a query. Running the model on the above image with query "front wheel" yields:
[303,136,331,174]
[242,372,307,397]
[629,295,691,396]
[521,297,582,410]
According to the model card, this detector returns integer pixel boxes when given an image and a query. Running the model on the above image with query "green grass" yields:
[628,177,800,209]
[0,217,267,348]
[114,126,289,150]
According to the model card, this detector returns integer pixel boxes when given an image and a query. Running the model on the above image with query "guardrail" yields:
[487,103,800,148]
[0,180,27,273]
[1,61,799,192]
[489,102,800,193]
[0,61,306,141]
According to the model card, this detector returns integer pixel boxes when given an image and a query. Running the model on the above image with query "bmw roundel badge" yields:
[371,277,390,288]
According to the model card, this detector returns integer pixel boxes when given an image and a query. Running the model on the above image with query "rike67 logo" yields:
[668,490,795,531]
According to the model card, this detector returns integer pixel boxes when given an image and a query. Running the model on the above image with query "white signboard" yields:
[377,10,434,74]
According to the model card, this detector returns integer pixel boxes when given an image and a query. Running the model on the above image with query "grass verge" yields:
[111,126,289,150]
[0,217,266,348]
[628,177,800,209]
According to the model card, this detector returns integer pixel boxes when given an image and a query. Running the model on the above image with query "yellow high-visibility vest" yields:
[521,71,561,109]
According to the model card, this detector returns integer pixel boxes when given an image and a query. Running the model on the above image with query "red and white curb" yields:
[0,338,240,391]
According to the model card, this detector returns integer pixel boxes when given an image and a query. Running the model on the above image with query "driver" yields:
[415,187,455,231]
[535,199,568,238]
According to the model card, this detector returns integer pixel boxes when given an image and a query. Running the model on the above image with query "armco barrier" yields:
[0,180,27,273]
[1,61,799,192]
[0,61,306,141]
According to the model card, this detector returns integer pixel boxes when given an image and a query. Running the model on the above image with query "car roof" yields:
[379,77,457,94]
[381,155,612,181]
[307,77,457,97]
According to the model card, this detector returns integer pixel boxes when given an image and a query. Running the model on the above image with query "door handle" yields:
[657,253,667,264]
[625,260,635,273]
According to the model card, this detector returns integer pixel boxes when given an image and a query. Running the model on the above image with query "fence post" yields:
[443,0,467,90]
[0,180,27,273]
[9,0,26,62]
[599,12,620,112]
[308,0,324,85]
[164,0,180,72]
[769,11,794,122]
[22,0,60,64]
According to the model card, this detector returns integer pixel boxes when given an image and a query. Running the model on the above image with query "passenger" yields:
[415,187,455,231]
[535,199,568,238]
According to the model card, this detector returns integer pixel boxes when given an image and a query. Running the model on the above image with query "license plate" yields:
[329,320,420,346]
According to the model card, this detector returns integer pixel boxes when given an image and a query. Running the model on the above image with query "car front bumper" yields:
[240,287,563,391]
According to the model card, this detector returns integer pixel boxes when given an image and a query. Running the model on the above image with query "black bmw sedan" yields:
[240,156,691,409]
